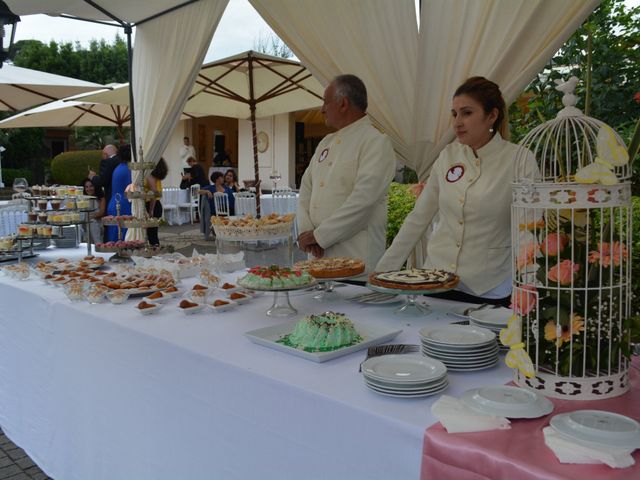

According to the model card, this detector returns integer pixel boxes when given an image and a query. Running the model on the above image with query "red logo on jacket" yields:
[446,164,465,183]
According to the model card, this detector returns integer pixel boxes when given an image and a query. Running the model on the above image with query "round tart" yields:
[369,268,459,291]
[294,257,365,279]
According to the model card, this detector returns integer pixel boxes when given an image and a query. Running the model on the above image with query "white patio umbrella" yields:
[0,64,103,112]
[0,85,194,143]
[76,50,324,212]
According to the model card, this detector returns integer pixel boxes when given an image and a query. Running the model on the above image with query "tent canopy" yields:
[0,64,103,112]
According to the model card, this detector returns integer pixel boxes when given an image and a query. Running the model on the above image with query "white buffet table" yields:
[0,247,511,480]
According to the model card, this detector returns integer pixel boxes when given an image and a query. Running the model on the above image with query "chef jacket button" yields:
[456,241,460,247]
[328,162,333,166]
[459,197,464,203]
[336,139,341,144]
[458,219,463,225]
[450,263,456,269]
[319,181,324,187]
[468,177,473,182]
[475,160,481,166]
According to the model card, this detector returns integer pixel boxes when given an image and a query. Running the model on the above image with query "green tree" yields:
[509,0,640,182]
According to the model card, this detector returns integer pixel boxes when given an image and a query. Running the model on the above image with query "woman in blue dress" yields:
[104,144,132,242]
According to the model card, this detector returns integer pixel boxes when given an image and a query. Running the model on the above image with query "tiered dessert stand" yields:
[365,283,451,315]
[238,277,317,317]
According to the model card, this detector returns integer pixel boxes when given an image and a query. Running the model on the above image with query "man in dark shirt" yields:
[180,156,209,189]
[89,144,120,205]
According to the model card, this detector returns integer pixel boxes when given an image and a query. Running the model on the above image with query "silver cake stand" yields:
[366,282,452,316]
[238,278,318,317]
[311,271,363,301]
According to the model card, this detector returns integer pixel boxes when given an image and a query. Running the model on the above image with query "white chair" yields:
[234,191,257,217]
[178,183,200,224]
[213,191,230,216]
[162,187,179,225]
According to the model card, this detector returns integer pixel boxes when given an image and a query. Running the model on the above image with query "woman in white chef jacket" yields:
[376,77,538,306]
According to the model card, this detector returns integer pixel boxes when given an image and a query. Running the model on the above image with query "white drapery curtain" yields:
[249,0,418,165]
[412,0,600,180]
[126,0,228,240]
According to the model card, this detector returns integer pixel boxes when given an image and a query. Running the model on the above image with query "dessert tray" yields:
[212,213,294,240]
[245,320,402,363]
[461,386,554,418]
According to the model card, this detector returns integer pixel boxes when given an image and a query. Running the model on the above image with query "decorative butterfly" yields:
[574,125,628,185]
[499,314,536,378]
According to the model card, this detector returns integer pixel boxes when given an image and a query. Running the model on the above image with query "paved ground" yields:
[0,221,304,479]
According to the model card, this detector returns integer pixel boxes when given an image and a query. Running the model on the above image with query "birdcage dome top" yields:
[513,76,631,185]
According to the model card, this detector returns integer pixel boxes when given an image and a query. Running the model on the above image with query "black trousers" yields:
[146,201,163,246]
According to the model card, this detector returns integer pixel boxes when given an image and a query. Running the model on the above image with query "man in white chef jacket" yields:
[296,74,396,274]
[179,136,197,170]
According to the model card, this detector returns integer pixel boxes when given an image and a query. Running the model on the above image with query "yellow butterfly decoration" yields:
[499,314,535,378]
[574,125,628,185]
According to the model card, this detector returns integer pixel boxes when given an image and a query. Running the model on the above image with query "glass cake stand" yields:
[365,282,452,316]
[312,272,362,301]
[238,278,318,317]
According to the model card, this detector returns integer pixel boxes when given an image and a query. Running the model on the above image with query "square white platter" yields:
[245,320,402,363]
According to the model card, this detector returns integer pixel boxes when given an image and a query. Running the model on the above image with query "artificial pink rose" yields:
[409,182,425,198]
[510,285,537,315]
[634,92,640,104]
[547,260,580,285]
[588,241,628,268]
[517,242,539,271]
[540,232,570,256]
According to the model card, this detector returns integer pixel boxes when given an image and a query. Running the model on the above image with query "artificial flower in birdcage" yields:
[506,77,633,400]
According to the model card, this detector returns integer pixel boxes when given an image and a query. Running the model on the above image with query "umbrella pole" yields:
[250,104,261,217]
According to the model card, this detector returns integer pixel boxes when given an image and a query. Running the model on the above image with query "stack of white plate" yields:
[549,410,640,449]
[419,324,499,371]
[468,307,512,348]
[361,354,448,398]
[461,385,554,418]
[53,226,79,248]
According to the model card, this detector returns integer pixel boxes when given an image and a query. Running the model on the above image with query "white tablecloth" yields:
[0,247,511,480]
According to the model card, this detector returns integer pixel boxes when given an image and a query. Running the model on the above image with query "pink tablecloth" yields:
[421,364,640,480]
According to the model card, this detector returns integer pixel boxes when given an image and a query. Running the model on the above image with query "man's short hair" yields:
[333,74,367,112]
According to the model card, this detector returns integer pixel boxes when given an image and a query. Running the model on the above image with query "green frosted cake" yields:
[239,265,315,290]
[280,312,362,352]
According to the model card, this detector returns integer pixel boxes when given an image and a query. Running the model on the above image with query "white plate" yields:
[422,343,499,356]
[364,375,448,392]
[365,377,448,394]
[226,291,251,304]
[422,348,498,362]
[468,307,512,327]
[461,386,554,418]
[445,360,500,372]
[437,357,499,368]
[421,339,498,353]
[420,325,496,346]
[208,298,237,312]
[178,303,206,315]
[245,321,402,363]
[135,302,162,315]
[550,410,640,448]
[362,355,447,384]
[365,381,448,398]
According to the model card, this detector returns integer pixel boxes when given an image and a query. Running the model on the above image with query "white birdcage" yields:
[508,77,633,400]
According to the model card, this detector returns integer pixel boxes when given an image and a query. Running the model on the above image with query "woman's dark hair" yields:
[151,158,169,180]
[224,169,238,183]
[82,177,104,198]
[454,76,509,139]
[119,144,131,163]
[210,171,224,183]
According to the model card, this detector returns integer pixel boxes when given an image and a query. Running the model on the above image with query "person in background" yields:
[376,76,539,306]
[297,74,396,275]
[88,144,119,208]
[104,145,133,242]
[179,136,197,169]
[180,156,208,189]
[199,171,236,240]
[82,177,106,243]
[224,169,240,193]
[145,158,169,246]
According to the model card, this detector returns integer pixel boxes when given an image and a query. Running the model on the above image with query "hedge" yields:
[51,150,102,185]
[1,168,34,187]
[386,182,417,247]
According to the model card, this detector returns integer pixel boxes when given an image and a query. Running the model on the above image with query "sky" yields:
[12,0,277,63]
